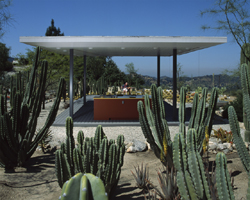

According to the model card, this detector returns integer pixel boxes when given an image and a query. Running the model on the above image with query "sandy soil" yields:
[0,149,248,200]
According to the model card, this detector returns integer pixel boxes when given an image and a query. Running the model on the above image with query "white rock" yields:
[217,144,225,150]
[213,150,217,154]
[232,144,236,150]
[223,143,232,149]
[126,139,147,153]
[209,144,217,151]
[245,142,249,149]
[145,141,151,150]
[126,146,136,153]
[125,142,133,150]
[223,149,230,154]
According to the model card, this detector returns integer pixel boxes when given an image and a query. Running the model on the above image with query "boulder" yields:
[126,139,147,153]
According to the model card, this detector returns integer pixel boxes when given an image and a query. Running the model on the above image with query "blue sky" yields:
[1,0,243,77]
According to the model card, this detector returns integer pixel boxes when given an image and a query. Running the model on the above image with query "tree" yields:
[0,42,12,76]
[0,0,12,39]
[45,19,64,36]
[125,62,138,85]
[177,62,186,91]
[201,0,250,62]
[103,57,126,85]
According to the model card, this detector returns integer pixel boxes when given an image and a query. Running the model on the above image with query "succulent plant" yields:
[137,84,218,168]
[240,45,250,142]
[59,173,108,200]
[147,165,180,200]
[0,47,64,170]
[131,162,149,190]
[55,117,125,198]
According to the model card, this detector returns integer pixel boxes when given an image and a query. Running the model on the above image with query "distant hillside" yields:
[139,74,240,90]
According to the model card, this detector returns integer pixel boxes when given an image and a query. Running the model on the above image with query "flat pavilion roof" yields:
[19,36,227,57]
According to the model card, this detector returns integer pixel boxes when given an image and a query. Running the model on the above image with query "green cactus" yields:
[55,117,125,198]
[173,129,211,200]
[0,47,65,170]
[240,63,250,142]
[228,106,250,173]
[59,173,108,200]
[215,152,235,200]
[240,44,250,142]
[138,84,173,167]
[137,84,217,167]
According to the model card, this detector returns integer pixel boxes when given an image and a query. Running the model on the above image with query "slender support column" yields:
[84,55,86,104]
[69,49,74,118]
[157,55,160,87]
[173,49,177,121]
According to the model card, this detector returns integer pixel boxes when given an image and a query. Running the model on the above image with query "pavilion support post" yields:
[83,55,86,104]
[69,49,74,118]
[173,49,177,121]
[157,55,160,87]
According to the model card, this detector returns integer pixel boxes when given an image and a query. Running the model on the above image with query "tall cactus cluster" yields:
[137,84,218,167]
[228,63,250,199]
[55,117,125,198]
[0,47,65,169]
[173,129,237,199]
[240,44,250,142]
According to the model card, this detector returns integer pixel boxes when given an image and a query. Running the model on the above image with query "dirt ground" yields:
[0,149,248,200]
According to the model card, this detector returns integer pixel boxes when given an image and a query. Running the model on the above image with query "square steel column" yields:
[84,55,86,104]
[69,49,74,118]
[173,49,177,121]
[157,55,160,87]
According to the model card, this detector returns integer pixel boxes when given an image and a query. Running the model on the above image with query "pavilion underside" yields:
[20,36,227,121]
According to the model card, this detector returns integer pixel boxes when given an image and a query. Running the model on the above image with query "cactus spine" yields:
[59,173,108,200]
[0,47,65,169]
[55,117,125,198]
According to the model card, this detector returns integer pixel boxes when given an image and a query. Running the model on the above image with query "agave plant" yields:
[144,188,157,200]
[146,165,180,200]
[131,162,149,190]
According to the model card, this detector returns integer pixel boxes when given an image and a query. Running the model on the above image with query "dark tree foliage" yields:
[103,57,126,85]
[0,42,12,76]
[45,19,64,36]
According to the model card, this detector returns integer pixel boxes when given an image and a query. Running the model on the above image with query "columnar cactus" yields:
[0,47,65,170]
[228,106,250,173]
[137,84,217,167]
[59,173,108,200]
[240,63,250,142]
[55,117,125,198]
[241,44,250,142]
[189,87,218,152]
[173,129,211,200]
[215,152,235,200]
[172,128,250,200]
[138,84,173,167]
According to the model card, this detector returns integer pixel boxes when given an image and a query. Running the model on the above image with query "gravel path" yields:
[37,101,243,148]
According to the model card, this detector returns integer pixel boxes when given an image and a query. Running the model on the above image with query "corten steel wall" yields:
[94,98,151,120]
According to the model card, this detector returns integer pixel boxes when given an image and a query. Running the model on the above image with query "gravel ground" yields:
[37,100,244,148]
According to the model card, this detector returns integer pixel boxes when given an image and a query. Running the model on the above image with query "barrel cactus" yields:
[0,47,65,170]
[59,173,108,200]
[55,117,125,199]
